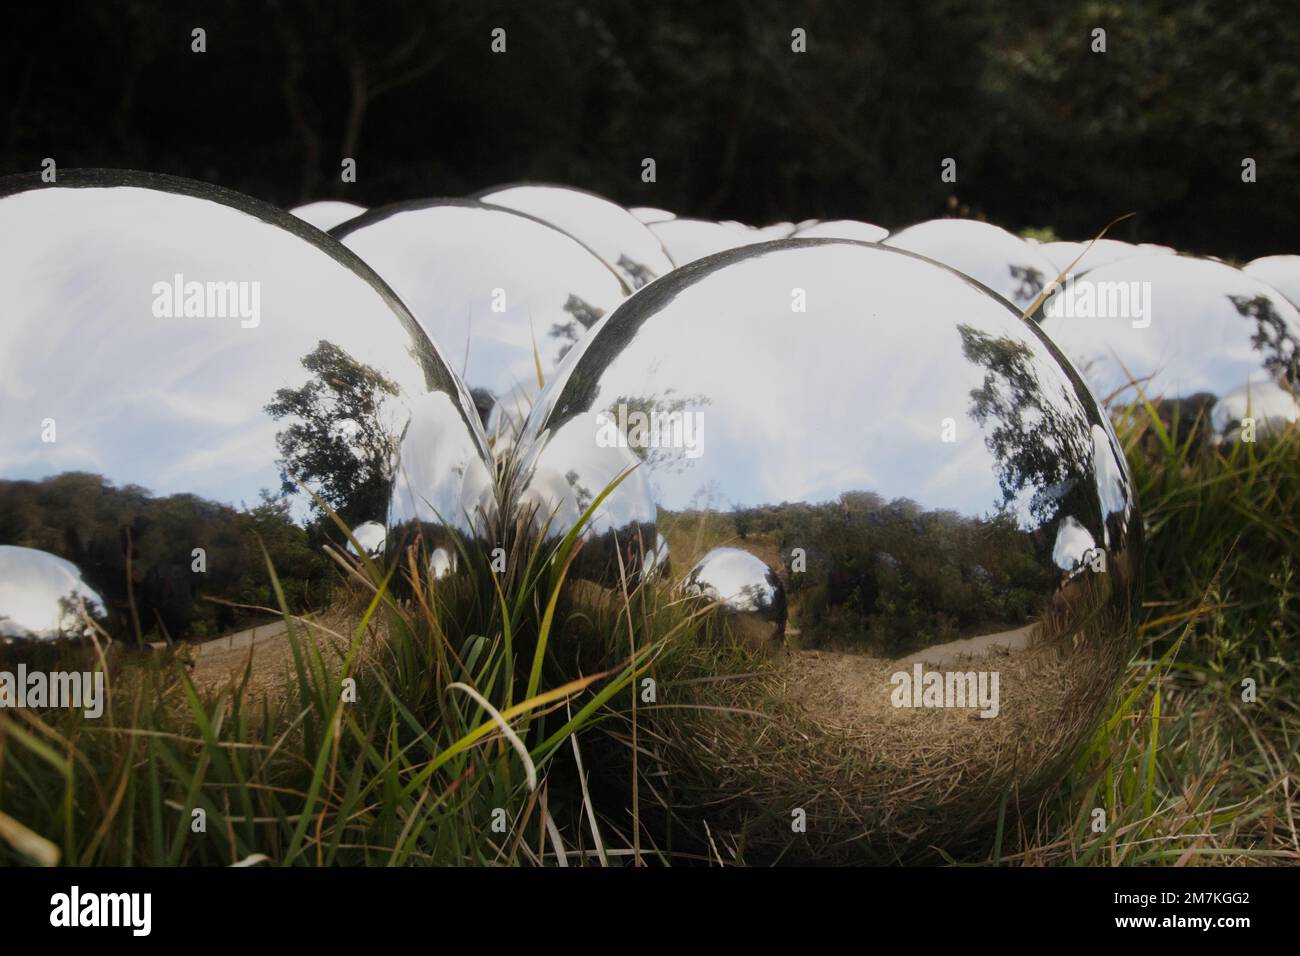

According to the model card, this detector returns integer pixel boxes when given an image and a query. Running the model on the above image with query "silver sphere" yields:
[477,183,674,290]
[0,546,107,642]
[516,239,1141,854]
[346,521,387,558]
[649,218,764,267]
[885,219,1060,313]
[683,547,786,650]
[288,200,367,232]
[0,169,494,645]
[332,199,628,437]
[1243,255,1300,310]
[1036,239,1174,275]
[630,206,676,225]
[1038,255,1300,424]
[793,219,889,243]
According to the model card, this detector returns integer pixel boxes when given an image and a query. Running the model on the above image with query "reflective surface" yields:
[1039,254,1300,412]
[288,200,367,232]
[1037,239,1173,275]
[1210,380,1300,443]
[0,170,495,645]
[630,206,676,225]
[683,547,786,650]
[517,239,1141,847]
[0,546,107,641]
[333,199,628,436]
[477,184,674,290]
[649,218,763,266]
[347,521,387,558]
[1243,255,1300,310]
[885,219,1059,313]
[793,219,889,243]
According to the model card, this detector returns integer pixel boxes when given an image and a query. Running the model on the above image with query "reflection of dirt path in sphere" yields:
[666,620,1125,860]
[897,623,1035,667]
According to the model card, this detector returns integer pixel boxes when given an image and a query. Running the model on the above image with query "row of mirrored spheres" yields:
[1,169,1296,843]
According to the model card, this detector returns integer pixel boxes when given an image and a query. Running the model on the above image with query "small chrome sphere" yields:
[0,546,107,642]
[346,521,387,558]
[332,199,628,435]
[288,200,367,232]
[518,238,1140,856]
[683,547,786,650]
[0,170,495,645]
[885,219,1060,313]
[1039,255,1300,428]
[477,183,674,290]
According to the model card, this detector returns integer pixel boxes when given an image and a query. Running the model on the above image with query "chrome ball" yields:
[519,238,1141,856]
[332,199,628,438]
[0,546,107,642]
[1243,255,1300,310]
[649,218,763,267]
[793,219,889,243]
[682,547,786,650]
[346,521,387,558]
[1036,239,1174,275]
[885,219,1060,313]
[0,169,495,646]
[477,183,674,290]
[1038,255,1300,431]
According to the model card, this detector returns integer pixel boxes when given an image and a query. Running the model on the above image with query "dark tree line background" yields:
[2,0,1296,259]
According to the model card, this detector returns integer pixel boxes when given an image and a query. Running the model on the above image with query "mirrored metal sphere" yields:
[288,200,367,232]
[1036,239,1174,275]
[1038,254,1300,415]
[649,218,763,267]
[1210,380,1300,444]
[885,219,1060,313]
[346,521,387,558]
[0,546,107,642]
[630,206,676,225]
[514,239,1138,853]
[0,169,495,646]
[683,547,786,650]
[793,219,889,243]
[477,183,674,290]
[518,239,1141,851]
[1243,255,1300,310]
[332,199,628,437]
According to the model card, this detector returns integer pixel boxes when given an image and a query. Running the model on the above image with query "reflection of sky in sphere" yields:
[0,182,484,522]
[649,218,764,266]
[335,201,627,403]
[1243,255,1300,310]
[0,545,105,639]
[885,219,1057,310]
[1039,255,1300,402]
[539,242,1103,532]
[478,184,674,288]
